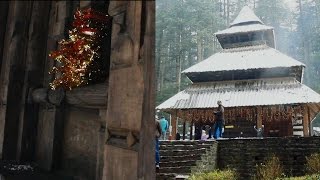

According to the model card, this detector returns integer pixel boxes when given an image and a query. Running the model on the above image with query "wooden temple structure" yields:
[0,1,155,180]
[157,6,320,139]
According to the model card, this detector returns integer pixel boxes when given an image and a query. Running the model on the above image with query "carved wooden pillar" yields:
[96,109,107,180]
[190,122,193,140]
[308,106,312,136]
[256,106,262,128]
[303,104,310,137]
[0,1,33,160]
[182,121,186,140]
[15,1,51,162]
[35,1,77,170]
[171,112,177,140]
[103,1,155,179]
[0,1,9,71]
[0,0,9,158]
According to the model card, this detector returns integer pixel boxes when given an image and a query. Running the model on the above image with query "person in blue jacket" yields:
[159,116,169,140]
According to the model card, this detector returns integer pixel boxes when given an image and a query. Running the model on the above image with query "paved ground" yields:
[0,161,73,180]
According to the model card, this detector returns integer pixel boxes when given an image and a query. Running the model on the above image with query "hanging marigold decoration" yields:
[48,8,111,90]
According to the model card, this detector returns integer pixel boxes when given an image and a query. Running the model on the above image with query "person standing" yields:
[155,119,162,169]
[213,100,225,139]
[254,125,264,138]
[159,116,169,140]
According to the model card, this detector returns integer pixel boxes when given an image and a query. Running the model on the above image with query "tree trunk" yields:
[176,29,182,92]
[227,0,230,26]
[156,28,164,92]
[223,0,226,22]
[160,43,168,91]
[197,33,203,62]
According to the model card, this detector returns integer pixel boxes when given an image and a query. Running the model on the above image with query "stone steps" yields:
[160,160,196,167]
[159,140,215,146]
[160,153,202,162]
[156,140,214,180]
[160,144,212,150]
[158,166,193,174]
[160,148,207,156]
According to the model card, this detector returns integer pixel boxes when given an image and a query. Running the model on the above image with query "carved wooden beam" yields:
[31,83,108,108]
[65,83,108,108]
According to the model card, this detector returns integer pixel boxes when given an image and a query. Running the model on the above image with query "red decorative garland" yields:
[49,8,111,90]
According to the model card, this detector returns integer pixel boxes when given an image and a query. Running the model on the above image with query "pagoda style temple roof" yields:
[183,45,305,74]
[156,77,320,110]
[215,6,273,36]
[215,24,273,35]
[230,6,263,27]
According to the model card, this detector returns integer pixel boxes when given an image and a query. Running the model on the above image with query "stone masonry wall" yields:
[217,137,320,179]
[62,107,104,180]
[191,141,218,174]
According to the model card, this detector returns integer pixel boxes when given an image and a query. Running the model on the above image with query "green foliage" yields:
[306,153,320,174]
[156,0,225,102]
[255,155,284,180]
[188,169,237,180]
[278,174,320,180]
[156,84,178,106]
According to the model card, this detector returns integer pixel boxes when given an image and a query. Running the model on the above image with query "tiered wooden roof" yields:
[157,77,320,110]
[157,6,320,111]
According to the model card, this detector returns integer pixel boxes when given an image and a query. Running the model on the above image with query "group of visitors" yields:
[155,100,225,169]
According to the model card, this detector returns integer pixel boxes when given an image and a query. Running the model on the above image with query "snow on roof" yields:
[230,6,263,27]
[182,45,305,74]
[156,77,320,110]
[215,24,273,36]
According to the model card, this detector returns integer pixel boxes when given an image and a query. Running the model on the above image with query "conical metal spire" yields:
[230,6,263,27]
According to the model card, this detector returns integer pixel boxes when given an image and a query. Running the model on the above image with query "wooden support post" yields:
[96,109,107,180]
[190,122,193,140]
[34,1,78,170]
[257,106,262,128]
[171,112,177,140]
[0,1,8,71]
[303,105,310,137]
[103,1,155,180]
[0,0,9,158]
[182,121,186,140]
[16,1,51,162]
[0,1,33,160]
[308,106,311,136]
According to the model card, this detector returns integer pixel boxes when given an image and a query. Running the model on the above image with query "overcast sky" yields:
[283,0,298,11]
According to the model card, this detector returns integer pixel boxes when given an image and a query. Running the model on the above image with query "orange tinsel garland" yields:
[49,8,111,90]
